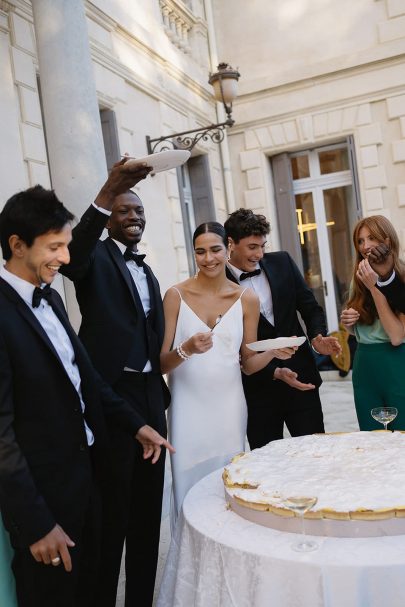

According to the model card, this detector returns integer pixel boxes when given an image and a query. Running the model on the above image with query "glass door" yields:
[295,189,340,330]
[291,145,356,332]
[322,186,353,319]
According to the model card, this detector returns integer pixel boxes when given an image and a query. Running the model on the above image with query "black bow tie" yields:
[239,269,261,281]
[123,249,146,266]
[32,284,53,308]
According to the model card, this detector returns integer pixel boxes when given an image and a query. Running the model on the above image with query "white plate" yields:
[247,336,307,351]
[124,150,191,173]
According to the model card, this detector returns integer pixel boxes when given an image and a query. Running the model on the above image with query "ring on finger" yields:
[51,556,61,566]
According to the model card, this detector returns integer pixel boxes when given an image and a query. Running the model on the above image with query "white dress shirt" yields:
[111,239,152,372]
[227,262,275,326]
[0,266,94,445]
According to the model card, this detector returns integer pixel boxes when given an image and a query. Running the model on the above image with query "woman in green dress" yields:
[341,215,405,431]
[0,516,17,607]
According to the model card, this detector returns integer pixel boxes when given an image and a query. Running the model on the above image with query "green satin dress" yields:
[352,319,405,430]
[0,517,17,607]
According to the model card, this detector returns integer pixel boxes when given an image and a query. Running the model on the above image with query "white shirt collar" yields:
[111,238,126,255]
[111,238,143,258]
[0,265,39,307]
[227,261,260,280]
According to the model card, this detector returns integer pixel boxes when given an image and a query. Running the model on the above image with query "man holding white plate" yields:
[61,151,188,607]
[225,208,341,448]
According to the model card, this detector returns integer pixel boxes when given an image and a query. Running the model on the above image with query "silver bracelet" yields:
[179,342,191,359]
[176,342,191,360]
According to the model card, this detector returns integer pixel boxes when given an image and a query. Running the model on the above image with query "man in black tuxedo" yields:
[61,187,170,607]
[368,243,405,313]
[224,208,340,448]
[0,169,173,607]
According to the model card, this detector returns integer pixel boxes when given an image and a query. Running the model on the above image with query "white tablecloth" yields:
[157,469,405,607]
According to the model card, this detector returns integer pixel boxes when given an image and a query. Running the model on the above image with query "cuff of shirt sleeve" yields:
[377,270,396,287]
[91,202,111,216]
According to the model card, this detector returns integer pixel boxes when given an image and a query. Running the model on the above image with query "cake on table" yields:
[223,432,405,537]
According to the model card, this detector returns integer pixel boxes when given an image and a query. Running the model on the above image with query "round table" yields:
[157,469,405,607]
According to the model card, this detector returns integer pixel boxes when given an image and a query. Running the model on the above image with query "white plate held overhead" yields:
[124,150,191,174]
[247,336,307,351]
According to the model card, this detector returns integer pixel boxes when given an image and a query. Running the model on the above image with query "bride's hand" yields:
[184,332,213,355]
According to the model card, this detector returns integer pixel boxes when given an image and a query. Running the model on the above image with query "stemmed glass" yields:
[370,407,398,431]
[282,496,318,552]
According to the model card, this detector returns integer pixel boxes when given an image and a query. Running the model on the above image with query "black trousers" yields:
[93,372,166,607]
[246,383,325,449]
[12,476,101,607]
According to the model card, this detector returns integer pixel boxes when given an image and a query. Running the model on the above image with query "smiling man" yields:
[0,163,173,607]
[224,208,340,448]
[61,188,170,607]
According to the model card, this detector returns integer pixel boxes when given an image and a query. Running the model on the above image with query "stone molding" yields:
[11,1,212,109]
[0,9,9,33]
[159,0,194,54]
[379,0,405,42]
[4,0,31,20]
[89,41,214,128]
[0,1,11,13]
[6,9,50,188]
[387,0,405,18]
[234,94,405,213]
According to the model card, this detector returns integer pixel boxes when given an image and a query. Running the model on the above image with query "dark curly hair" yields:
[224,208,270,243]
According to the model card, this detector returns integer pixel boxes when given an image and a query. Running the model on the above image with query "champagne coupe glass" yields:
[371,407,398,431]
[282,496,318,552]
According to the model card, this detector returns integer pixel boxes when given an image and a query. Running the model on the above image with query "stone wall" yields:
[213,0,405,251]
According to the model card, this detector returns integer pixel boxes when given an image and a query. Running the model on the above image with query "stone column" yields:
[31,0,107,328]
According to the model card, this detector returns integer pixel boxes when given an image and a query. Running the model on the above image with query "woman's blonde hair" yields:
[346,215,405,324]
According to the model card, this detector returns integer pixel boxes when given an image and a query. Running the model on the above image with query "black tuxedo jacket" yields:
[61,205,169,413]
[228,251,327,400]
[0,278,144,548]
[378,274,405,313]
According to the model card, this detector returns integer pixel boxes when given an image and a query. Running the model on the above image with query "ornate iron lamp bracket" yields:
[146,118,234,154]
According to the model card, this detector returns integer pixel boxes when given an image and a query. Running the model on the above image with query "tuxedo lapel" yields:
[0,278,62,364]
[260,256,280,327]
[104,238,139,311]
[142,264,155,320]
[0,277,92,394]
[226,266,238,285]
[49,294,88,369]
[145,263,166,344]
[226,264,276,330]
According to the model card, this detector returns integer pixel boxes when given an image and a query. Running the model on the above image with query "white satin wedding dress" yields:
[168,288,247,530]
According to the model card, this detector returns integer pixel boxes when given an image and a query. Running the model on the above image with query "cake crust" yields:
[223,432,405,522]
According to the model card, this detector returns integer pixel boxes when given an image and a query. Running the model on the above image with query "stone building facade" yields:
[213,0,405,330]
[1,0,404,330]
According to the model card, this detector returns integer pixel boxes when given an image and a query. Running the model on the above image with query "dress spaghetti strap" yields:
[171,286,183,300]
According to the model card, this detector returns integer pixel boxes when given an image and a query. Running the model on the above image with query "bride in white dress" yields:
[160,222,295,528]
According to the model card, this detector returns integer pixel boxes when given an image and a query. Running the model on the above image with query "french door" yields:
[291,145,357,332]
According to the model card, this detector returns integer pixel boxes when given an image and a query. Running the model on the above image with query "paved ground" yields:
[116,372,358,606]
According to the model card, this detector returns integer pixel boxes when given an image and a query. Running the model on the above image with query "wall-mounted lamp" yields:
[146,62,240,154]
